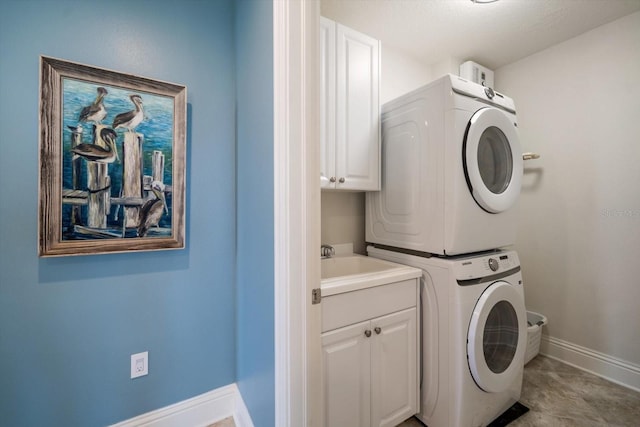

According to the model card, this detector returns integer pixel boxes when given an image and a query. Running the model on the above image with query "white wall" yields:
[430,56,462,82]
[496,11,640,367]
[380,45,433,104]
[321,192,366,254]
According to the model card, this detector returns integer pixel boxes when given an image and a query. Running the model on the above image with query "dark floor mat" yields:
[487,401,530,426]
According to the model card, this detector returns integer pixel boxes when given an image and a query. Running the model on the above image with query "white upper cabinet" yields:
[321,17,380,191]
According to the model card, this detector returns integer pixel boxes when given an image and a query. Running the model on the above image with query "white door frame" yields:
[274,1,322,426]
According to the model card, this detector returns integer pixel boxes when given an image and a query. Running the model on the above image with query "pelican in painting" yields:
[112,94,144,132]
[137,181,168,237]
[71,127,120,163]
[78,87,108,125]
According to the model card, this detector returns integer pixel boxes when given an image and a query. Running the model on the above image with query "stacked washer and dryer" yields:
[366,74,528,427]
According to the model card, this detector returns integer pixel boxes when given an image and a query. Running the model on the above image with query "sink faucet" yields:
[321,244,335,258]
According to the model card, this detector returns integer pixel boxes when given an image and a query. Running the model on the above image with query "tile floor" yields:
[208,416,235,427]
[397,355,640,426]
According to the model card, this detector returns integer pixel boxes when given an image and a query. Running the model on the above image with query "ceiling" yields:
[321,0,640,70]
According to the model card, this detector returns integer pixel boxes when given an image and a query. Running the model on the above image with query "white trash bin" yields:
[525,311,547,365]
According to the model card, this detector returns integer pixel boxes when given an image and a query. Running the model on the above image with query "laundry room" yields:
[319,0,640,426]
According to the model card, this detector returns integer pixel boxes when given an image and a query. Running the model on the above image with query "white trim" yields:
[274,1,321,427]
[233,390,254,427]
[109,384,254,427]
[540,335,640,393]
[273,1,294,423]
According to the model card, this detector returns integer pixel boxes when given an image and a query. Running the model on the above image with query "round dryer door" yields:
[463,107,523,213]
[467,281,527,393]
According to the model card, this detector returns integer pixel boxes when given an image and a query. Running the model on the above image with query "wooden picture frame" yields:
[38,56,187,256]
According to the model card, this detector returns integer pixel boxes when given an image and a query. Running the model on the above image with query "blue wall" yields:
[235,0,275,426]
[0,1,241,426]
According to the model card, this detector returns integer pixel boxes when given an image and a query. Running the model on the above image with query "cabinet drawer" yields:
[322,279,417,333]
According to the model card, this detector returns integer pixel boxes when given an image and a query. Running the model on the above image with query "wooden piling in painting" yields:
[70,125,83,225]
[123,132,143,226]
[152,150,165,183]
[86,124,110,228]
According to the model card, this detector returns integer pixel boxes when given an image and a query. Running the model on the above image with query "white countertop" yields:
[321,254,422,297]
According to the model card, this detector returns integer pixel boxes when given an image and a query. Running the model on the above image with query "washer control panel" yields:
[453,250,520,281]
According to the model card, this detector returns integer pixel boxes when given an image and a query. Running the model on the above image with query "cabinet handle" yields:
[338,177,345,183]
[329,176,336,183]
[374,327,381,335]
[364,330,372,338]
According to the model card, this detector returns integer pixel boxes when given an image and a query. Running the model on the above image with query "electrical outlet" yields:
[130,351,148,379]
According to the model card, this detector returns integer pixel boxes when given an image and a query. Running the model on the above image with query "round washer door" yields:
[464,107,523,213]
[467,281,526,393]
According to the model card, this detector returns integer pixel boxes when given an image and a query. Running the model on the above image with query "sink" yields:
[321,254,421,296]
[321,255,395,279]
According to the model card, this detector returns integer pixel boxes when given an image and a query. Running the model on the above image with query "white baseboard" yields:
[109,383,255,427]
[540,334,640,393]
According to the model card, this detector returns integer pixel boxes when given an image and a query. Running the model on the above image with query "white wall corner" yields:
[108,383,254,427]
[430,56,463,80]
[540,335,640,393]
[380,46,433,104]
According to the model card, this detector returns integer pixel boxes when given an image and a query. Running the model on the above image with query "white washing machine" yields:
[366,74,523,255]
[368,246,527,427]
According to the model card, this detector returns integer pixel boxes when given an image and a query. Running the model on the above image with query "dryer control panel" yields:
[449,74,516,114]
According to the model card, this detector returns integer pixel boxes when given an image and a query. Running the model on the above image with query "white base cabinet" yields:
[371,308,417,427]
[321,280,418,427]
[322,319,372,427]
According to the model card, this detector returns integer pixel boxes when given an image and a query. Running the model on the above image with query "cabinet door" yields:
[320,17,336,188]
[336,23,380,191]
[322,320,371,427]
[370,308,418,427]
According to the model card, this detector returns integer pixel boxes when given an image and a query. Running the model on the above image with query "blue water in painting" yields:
[61,78,175,240]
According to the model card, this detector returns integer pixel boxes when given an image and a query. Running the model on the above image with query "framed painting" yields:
[38,56,187,256]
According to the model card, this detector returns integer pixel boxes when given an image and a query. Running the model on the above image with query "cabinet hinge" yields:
[312,288,322,305]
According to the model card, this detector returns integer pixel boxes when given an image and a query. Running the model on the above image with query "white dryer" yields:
[366,74,523,255]
[368,246,527,427]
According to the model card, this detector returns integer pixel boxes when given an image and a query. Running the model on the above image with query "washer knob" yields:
[488,258,499,272]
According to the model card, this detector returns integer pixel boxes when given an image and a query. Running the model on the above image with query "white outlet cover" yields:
[131,351,148,379]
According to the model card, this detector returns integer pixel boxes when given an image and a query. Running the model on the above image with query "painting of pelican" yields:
[137,181,168,237]
[112,94,144,132]
[70,127,119,163]
[59,76,176,241]
[78,86,108,125]
[39,56,186,256]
